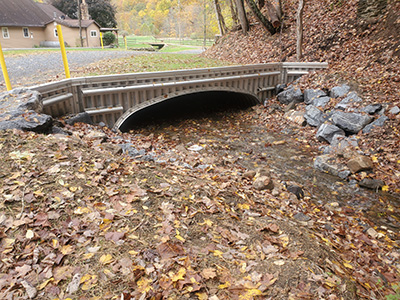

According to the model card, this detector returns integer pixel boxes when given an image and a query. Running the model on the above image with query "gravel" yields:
[0,50,147,90]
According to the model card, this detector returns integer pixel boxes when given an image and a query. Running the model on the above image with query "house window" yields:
[2,27,9,39]
[90,30,97,37]
[23,27,30,38]
[54,28,58,37]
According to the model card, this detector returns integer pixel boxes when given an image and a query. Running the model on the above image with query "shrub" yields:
[102,32,116,46]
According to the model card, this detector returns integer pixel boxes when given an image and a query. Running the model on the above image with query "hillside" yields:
[205,0,400,191]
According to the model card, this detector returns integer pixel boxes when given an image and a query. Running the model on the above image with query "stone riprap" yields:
[0,88,53,132]
[275,83,394,188]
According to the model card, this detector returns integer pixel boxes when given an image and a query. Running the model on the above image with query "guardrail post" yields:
[0,42,12,91]
[56,24,71,79]
[100,32,104,49]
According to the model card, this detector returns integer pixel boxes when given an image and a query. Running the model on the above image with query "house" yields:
[0,0,101,49]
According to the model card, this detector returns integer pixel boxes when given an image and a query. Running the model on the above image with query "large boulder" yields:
[316,123,345,143]
[277,86,303,105]
[303,89,327,105]
[304,105,324,127]
[330,111,373,134]
[330,84,350,98]
[335,91,362,110]
[314,155,351,179]
[347,155,374,173]
[0,110,53,132]
[362,103,382,115]
[312,96,331,108]
[362,116,388,134]
[0,88,54,132]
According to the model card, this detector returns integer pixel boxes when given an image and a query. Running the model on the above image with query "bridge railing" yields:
[30,62,328,126]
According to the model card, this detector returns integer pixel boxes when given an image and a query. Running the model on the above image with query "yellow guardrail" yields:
[56,24,71,79]
[0,42,12,91]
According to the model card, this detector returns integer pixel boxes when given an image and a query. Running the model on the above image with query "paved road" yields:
[0,48,205,92]
[0,50,149,91]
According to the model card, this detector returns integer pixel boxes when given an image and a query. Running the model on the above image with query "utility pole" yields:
[203,0,207,48]
[77,0,83,47]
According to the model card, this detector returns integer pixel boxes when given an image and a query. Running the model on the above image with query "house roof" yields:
[0,0,52,27]
[0,0,100,29]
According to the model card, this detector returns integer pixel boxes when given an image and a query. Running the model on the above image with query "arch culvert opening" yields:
[119,90,259,132]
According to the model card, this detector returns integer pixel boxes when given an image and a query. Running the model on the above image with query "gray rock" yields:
[304,105,324,127]
[316,123,345,143]
[362,104,382,115]
[314,154,351,179]
[0,88,42,113]
[335,91,362,110]
[330,84,351,98]
[275,84,287,95]
[331,111,373,134]
[312,96,331,108]
[0,110,53,132]
[362,116,388,134]
[358,178,385,190]
[330,135,359,150]
[389,106,400,115]
[304,89,327,105]
[277,86,303,105]
[293,212,311,222]
[65,112,93,125]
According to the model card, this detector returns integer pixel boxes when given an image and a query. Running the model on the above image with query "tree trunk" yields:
[296,0,304,61]
[244,0,276,34]
[213,0,228,35]
[265,1,281,27]
[258,0,265,9]
[278,0,283,19]
[228,0,239,26]
[235,0,249,34]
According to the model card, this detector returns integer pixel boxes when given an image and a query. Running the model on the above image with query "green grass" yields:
[159,44,198,53]
[118,35,214,50]
[73,53,233,77]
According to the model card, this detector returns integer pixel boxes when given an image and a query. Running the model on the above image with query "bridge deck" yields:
[31,62,328,129]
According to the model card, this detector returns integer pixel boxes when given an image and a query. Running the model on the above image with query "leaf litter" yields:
[0,104,399,299]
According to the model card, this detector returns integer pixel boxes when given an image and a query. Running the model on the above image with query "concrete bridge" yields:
[31,62,327,131]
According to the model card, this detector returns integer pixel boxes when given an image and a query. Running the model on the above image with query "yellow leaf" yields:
[38,278,54,290]
[74,207,91,215]
[239,288,263,299]
[195,292,208,300]
[211,250,224,258]
[60,245,74,255]
[343,262,353,269]
[171,267,186,282]
[371,155,378,162]
[99,254,113,264]
[137,277,152,293]
[238,203,250,210]
[52,239,59,249]
[175,229,185,242]
[279,235,289,247]
[129,250,139,256]
[80,274,98,291]
[218,281,231,289]
[82,253,95,260]
[382,185,389,192]
[69,186,78,192]
[199,219,213,226]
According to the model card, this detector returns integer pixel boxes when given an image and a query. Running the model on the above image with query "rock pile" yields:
[0,88,53,132]
[274,83,400,189]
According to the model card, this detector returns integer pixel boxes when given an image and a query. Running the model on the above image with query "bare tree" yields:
[213,0,228,35]
[235,0,249,34]
[296,0,304,61]
[244,0,276,34]
[228,0,239,26]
